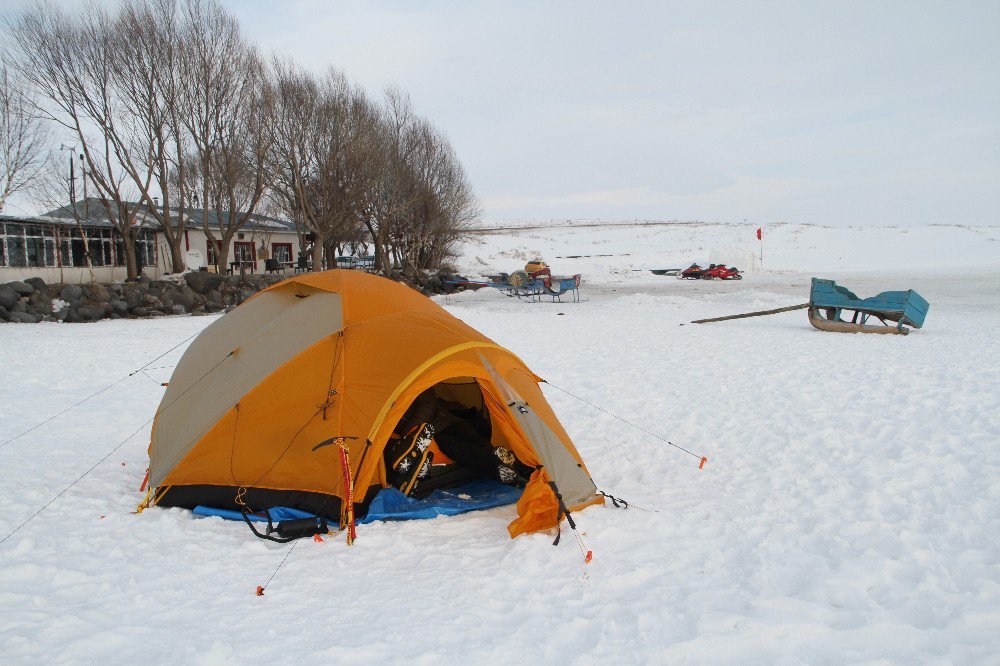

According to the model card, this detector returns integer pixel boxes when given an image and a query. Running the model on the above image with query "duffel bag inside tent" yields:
[145,270,602,538]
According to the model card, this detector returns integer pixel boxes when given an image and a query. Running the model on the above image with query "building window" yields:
[65,227,112,267]
[272,242,292,264]
[1,222,57,268]
[0,222,156,270]
[135,229,156,268]
[233,241,256,267]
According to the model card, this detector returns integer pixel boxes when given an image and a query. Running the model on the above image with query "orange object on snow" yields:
[147,271,601,538]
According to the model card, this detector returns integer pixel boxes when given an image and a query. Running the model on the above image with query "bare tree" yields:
[269,62,379,271]
[361,88,422,273]
[7,2,156,280]
[363,90,480,274]
[400,122,480,270]
[0,64,51,212]
[178,0,270,272]
[112,0,192,273]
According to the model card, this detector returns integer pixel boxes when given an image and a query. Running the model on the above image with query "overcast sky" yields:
[6,1,999,226]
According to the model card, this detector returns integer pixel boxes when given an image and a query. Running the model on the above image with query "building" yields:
[0,200,302,283]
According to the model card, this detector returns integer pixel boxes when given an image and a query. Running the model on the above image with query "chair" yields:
[264,258,282,274]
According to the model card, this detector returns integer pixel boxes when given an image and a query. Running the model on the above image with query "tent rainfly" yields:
[145,270,602,538]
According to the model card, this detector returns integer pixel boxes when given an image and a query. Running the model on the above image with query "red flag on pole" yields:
[756,227,762,241]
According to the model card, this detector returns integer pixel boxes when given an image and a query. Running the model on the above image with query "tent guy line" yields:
[1,348,242,547]
[543,381,708,467]
[0,331,201,450]
[0,416,155,546]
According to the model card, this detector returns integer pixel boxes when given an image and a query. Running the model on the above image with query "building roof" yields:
[11,199,297,234]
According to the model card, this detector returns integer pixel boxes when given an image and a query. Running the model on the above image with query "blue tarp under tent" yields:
[192,477,521,526]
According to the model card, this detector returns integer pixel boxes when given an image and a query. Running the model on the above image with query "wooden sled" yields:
[808,278,929,335]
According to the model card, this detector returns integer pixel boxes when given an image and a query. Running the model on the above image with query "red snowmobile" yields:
[701,264,742,280]
[679,263,704,279]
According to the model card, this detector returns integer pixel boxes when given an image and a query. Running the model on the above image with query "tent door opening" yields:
[386,377,534,499]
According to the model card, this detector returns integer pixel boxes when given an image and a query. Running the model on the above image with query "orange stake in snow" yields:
[699,456,707,470]
[256,586,265,596]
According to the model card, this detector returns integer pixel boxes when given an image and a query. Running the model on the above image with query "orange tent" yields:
[146,270,601,537]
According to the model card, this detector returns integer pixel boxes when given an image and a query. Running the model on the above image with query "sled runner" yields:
[808,278,929,335]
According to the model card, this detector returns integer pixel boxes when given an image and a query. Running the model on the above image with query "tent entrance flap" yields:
[478,354,597,506]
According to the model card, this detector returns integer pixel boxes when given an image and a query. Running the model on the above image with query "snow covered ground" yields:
[1,222,998,663]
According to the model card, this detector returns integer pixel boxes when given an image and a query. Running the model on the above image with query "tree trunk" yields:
[217,233,233,275]
[311,236,324,271]
[170,241,185,274]
[123,233,139,281]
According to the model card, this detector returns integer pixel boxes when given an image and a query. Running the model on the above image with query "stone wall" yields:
[0,269,477,324]
[0,272,284,324]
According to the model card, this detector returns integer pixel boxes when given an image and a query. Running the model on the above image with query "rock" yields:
[0,305,9,321]
[0,286,17,310]
[60,284,83,302]
[5,281,34,296]
[157,303,174,314]
[173,287,196,310]
[53,308,68,321]
[131,306,150,317]
[205,289,223,304]
[82,283,110,302]
[110,300,129,316]
[204,302,225,313]
[122,289,143,309]
[147,309,165,317]
[43,315,57,323]
[77,305,106,322]
[25,277,47,293]
[9,311,41,323]
[28,292,52,313]
[171,304,187,315]
[184,271,226,295]
[13,300,27,313]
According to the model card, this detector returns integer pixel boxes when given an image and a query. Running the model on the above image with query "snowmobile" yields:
[701,264,742,280]
[679,263,705,279]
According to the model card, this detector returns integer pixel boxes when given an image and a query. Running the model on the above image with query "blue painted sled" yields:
[808,278,929,335]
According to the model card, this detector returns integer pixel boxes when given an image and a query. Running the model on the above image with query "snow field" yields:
[1,222,998,663]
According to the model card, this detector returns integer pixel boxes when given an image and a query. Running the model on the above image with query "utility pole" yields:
[79,153,88,221]
[60,144,94,281]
